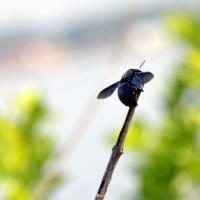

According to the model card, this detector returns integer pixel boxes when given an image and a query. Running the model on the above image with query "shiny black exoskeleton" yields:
[97,68,154,107]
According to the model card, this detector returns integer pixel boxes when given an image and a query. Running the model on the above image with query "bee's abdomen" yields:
[117,83,137,107]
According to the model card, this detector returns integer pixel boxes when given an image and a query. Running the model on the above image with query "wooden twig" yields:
[95,90,142,200]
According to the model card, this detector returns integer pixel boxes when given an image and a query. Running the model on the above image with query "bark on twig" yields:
[95,90,142,200]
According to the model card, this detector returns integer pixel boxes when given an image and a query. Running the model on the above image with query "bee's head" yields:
[132,69,142,74]
[121,69,142,82]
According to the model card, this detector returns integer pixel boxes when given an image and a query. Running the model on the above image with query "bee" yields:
[97,62,154,107]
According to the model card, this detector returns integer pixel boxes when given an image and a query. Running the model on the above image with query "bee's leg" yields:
[138,88,144,92]
[137,85,144,92]
[132,85,143,92]
[132,90,138,107]
[132,86,144,107]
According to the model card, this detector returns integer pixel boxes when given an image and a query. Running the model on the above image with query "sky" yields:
[0,0,199,28]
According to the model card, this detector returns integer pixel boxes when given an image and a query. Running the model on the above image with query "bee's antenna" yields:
[139,60,146,69]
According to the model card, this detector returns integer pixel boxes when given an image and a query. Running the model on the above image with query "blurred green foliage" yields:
[116,13,200,200]
[0,89,59,200]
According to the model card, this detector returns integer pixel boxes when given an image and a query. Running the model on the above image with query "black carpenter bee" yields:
[97,62,154,107]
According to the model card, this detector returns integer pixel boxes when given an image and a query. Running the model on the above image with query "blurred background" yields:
[0,0,200,200]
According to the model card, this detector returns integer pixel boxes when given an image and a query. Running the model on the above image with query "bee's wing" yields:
[138,72,154,84]
[97,81,119,99]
